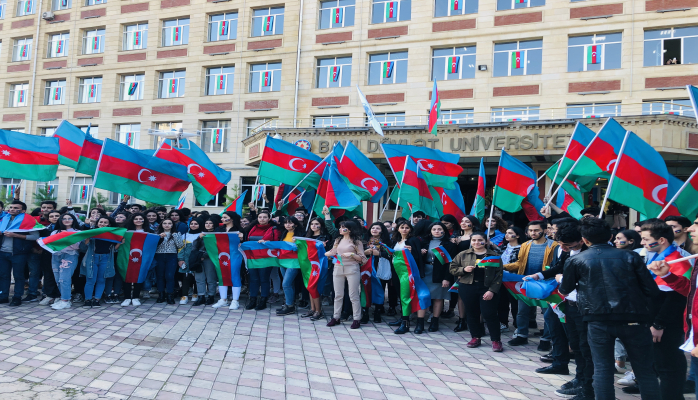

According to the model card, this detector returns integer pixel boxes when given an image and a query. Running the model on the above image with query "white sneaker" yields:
[51,300,71,310]
[191,294,198,302]
[39,297,54,306]
[131,299,141,306]
[121,299,132,307]
[180,296,188,305]
[212,299,228,308]
[617,371,636,386]
[229,300,240,310]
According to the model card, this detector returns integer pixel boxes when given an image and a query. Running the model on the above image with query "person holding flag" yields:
[423,222,458,333]
[120,213,155,306]
[37,211,62,306]
[304,217,332,320]
[211,212,243,310]
[363,222,393,323]
[48,214,83,310]
[80,216,119,307]
[192,218,222,306]
[449,232,504,352]
[154,219,184,305]
[243,210,280,310]
[275,216,305,316]
[177,219,203,305]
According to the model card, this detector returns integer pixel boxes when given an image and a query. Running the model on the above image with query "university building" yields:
[1,0,697,222]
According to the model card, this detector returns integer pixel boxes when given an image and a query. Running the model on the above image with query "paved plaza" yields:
[0,301,683,400]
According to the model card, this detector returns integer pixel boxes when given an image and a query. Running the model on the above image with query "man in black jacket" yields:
[560,217,661,400]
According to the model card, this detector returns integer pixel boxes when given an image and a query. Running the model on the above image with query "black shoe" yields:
[539,353,554,363]
[684,380,695,394]
[157,295,166,304]
[9,298,21,307]
[560,379,580,390]
[82,299,93,307]
[555,386,582,398]
[373,308,382,323]
[386,307,397,316]
[360,308,370,324]
[508,336,529,346]
[276,305,296,316]
[428,317,439,332]
[535,365,569,375]
[245,297,258,310]
[297,300,309,309]
[255,297,267,310]
[388,319,403,326]
[166,294,175,305]
[205,296,215,306]
[22,294,38,302]
[454,318,468,332]
[622,385,640,394]
[442,309,455,319]
[192,296,206,306]
[414,319,425,334]
[0,298,8,304]
[92,299,101,307]
[537,340,551,352]
[394,318,410,334]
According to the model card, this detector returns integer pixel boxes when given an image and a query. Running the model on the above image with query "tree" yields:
[33,183,58,207]
[0,187,14,205]
[90,192,110,211]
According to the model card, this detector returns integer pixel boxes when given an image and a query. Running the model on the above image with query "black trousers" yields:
[497,288,518,327]
[653,323,687,400]
[381,278,398,308]
[123,282,143,299]
[459,283,501,341]
[71,253,86,296]
[563,303,594,397]
[40,255,60,299]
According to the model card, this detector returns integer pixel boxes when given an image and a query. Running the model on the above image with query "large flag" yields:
[428,81,441,136]
[649,244,691,294]
[53,120,85,169]
[556,188,583,219]
[295,237,328,299]
[221,189,247,216]
[202,232,245,286]
[38,227,127,253]
[258,135,324,189]
[155,139,232,205]
[359,256,384,308]
[383,144,462,189]
[493,149,536,213]
[390,156,441,219]
[470,157,486,220]
[239,241,300,269]
[432,185,466,221]
[94,139,190,205]
[0,129,60,181]
[0,213,46,232]
[567,118,627,179]
[337,142,388,203]
[357,85,384,136]
[386,246,431,316]
[116,232,159,283]
[665,174,698,220]
[75,133,103,176]
[545,162,596,203]
[313,157,361,217]
[555,122,599,181]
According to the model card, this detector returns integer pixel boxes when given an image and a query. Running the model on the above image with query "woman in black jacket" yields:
[363,222,393,323]
[302,217,331,320]
[422,222,459,333]
[388,221,427,334]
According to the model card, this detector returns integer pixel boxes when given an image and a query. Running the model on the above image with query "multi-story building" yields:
[1,0,697,221]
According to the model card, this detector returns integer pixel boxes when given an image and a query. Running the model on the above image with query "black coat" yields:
[541,244,587,280]
[429,239,458,284]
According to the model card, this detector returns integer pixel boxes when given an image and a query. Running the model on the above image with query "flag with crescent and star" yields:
[53,120,86,169]
[239,241,300,269]
[390,156,441,219]
[428,80,441,136]
[221,189,247,216]
[272,184,315,216]
[203,232,245,286]
[295,237,328,299]
[37,227,127,254]
[493,149,537,213]
[358,256,384,308]
[383,144,462,189]
[154,139,231,205]
[384,246,431,316]
[556,188,583,219]
[258,135,324,190]
[432,184,466,221]
[94,139,190,206]
[0,213,46,233]
[312,156,362,218]
[664,173,698,221]
[75,132,102,176]
[0,129,60,182]
[337,142,388,203]
[470,157,486,221]
[116,231,159,283]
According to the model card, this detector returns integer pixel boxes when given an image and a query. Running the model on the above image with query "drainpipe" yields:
[292,0,304,128]
[28,0,45,136]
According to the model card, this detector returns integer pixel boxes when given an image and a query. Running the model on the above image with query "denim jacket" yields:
[79,239,116,280]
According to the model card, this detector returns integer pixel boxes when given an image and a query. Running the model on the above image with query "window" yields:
[36,180,59,200]
[82,29,105,54]
[42,127,57,136]
[9,83,29,107]
[372,0,410,23]
[432,46,476,81]
[370,112,405,126]
[44,80,66,105]
[368,51,408,85]
[568,33,621,72]
[319,0,355,29]
[643,99,695,117]
[497,0,544,10]
[493,40,543,77]
[0,0,5,19]
[491,106,540,122]
[201,120,230,153]
[241,177,271,208]
[120,74,144,101]
[246,118,276,137]
[209,13,237,41]
[70,177,92,205]
[206,66,234,96]
[644,27,698,66]
[123,23,148,51]
[78,77,102,103]
[1,179,21,199]
[158,70,185,98]
[78,125,98,137]
[47,33,69,58]
[249,62,281,92]
[434,0,477,16]
[16,0,34,16]
[195,186,228,207]
[12,38,32,62]
[116,124,140,148]
[567,103,621,119]
[440,109,473,124]
[252,7,284,37]
[152,122,182,147]
[162,18,189,47]
[316,56,352,88]
[85,0,105,5]
[53,0,70,11]
[314,115,349,128]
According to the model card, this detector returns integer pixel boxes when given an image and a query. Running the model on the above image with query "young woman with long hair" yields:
[302,217,331,320]
[155,219,184,304]
[388,221,427,334]
[120,213,153,306]
[423,221,459,333]
[439,214,460,237]
[212,211,243,310]
[178,218,202,305]
[275,216,306,316]
[485,216,508,247]
[363,221,392,323]
[498,226,524,331]
[145,209,161,231]
[49,213,82,310]
[192,218,220,306]
[102,211,129,304]
[244,210,279,310]
[614,229,642,251]
[81,216,118,307]
[37,211,62,306]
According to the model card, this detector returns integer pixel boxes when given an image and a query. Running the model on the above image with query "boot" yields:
[360,308,370,324]
[192,296,206,306]
[454,318,468,332]
[394,317,410,334]
[166,294,175,305]
[157,294,166,304]
[245,296,258,310]
[374,307,382,323]
[414,318,425,334]
[428,317,440,332]
[388,318,403,326]
[205,296,215,305]
[255,297,267,310]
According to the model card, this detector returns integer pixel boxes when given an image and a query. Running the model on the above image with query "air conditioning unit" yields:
[42,11,55,20]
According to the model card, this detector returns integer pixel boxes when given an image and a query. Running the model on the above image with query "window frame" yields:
[371,0,411,24]
[642,99,695,117]
[70,177,93,205]
[12,37,32,62]
[431,46,476,81]
[162,18,190,47]
[152,122,182,147]
[369,112,406,127]
[82,28,105,55]
[493,39,543,77]
[78,76,102,104]
[439,109,474,124]
[249,62,282,93]
[208,12,238,42]
[116,123,141,148]
[497,0,544,11]
[158,70,186,99]
[251,6,285,37]
[119,73,145,101]
[313,115,350,128]
[246,118,276,137]
[205,66,235,96]
[368,51,408,85]
[0,0,6,19]
[36,180,59,201]
[319,0,355,30]
[52,0,70,11]
[47,32,69,58]
[9,83,29,107]
[566,102,622,119]
[316,56,352,88]
[123,23,148,51]
[85,0,105,6]
[200,120,231,153]
[643,26,698,66]
[567,33,622,72]
[434,0,477,17]
[44,80,66,106]
[490,106,540,122]
[16,0,34,16]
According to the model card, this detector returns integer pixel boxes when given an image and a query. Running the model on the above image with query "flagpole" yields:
[393,156,409,224]
[306,195,318,230]
[279,153,331,204]
[546,122,580,197]
[598,130,631,219]
[488,149,505,238]
[252,175,260,208]
[545,118,611,208]
[379,185,397,220]
[85,140,108,217]
[657,165,698,219]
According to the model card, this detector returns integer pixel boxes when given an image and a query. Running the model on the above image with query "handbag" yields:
[376,257,392,281]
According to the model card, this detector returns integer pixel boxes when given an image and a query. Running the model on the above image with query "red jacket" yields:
[662,272,695,344]
[246,224,279,241]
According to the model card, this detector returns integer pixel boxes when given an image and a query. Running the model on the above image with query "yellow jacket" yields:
[503,239,558,275]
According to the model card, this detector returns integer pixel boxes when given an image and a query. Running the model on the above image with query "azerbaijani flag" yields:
[331,66,340,82]
[264,15,274,32]
[428,80,441,136]
[172,26,180,42]
[240,241,299,269]
[202,233,245,287]
[220,189,247,216]
[127,82,138,96]
[448,56,460,73]
[383,144,462,189]
[450,0,460,10]
[38,227,127,254]
[169,79,177,94]
[54,87,62,101]
[477,255,501,268]
[133,31,140,46]
[75,133,102,176]
[0,129,60,181]
[116,232,159,283]
[383,61,394,78]
[431,245,452,265]
[258,135,323,189]
[212,128,223,145]
[391,156,441,219]
[337,141,388,203]
[502,271,560,308]
[470,157,486,221]
[0,213,46,232]
[333,7,343,24]
[359,256,384,308]
[54,120,86,169]
[263,71,272,87]
[295,237,328,299]
[220,20,228,35]
[556,188,583,219]
[217,75,226,91]
[385,1,395,18]
[587,45,599,64]
[272,184,315,216]
[649,245,692,294]
[80,185,89,199]
[176,193,186,209]
[56,40,63,54]
[387,246,431,316]
[664,174,698,220]
[92,36,100,50]
[432,185,466,221]
[89,84,97,98]
[512,51,522,69]
[492,149,536,213]
[313,157,361,217]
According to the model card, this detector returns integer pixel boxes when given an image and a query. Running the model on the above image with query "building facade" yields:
[1,0,697,213]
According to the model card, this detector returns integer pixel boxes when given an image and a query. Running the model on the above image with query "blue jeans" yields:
[0,252,27,300]
[51,252,78,301]
[84,254,110,300]
[248,267,271,297]
[544,307,569,367]
[27,252,42,296]
[691,356,698,396]
[143,260,157,291]
[587,321,661,400]
[515,300,533,337]
[155,253,178,295]
[280,267,299,306]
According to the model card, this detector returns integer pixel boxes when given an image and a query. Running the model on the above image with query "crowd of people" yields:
[1,194,698,400]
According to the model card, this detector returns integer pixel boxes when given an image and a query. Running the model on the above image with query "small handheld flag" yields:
[477,255,502,268]
[176,193,186,209]
[431,245,452,265]
[221,189,247,216]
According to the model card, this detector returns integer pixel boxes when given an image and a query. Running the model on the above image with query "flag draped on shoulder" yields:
[116,231,159,283]
[0,129,60,181]
[337,142,388,203]
[258,135,324,189]
[493,149,537,213]
[295,238,328,299]
[649,245,691,295]
[383,144,462,189]
[202,232,245,286]
[38,227,127,254]
[431,245,452,265]
[470,157,486,221]
[221,190,247,216]
[0,214,46,232]
[75,133,103,176]
[385,245,431,316]
[240,241,299,269]
[54,120,86,169]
